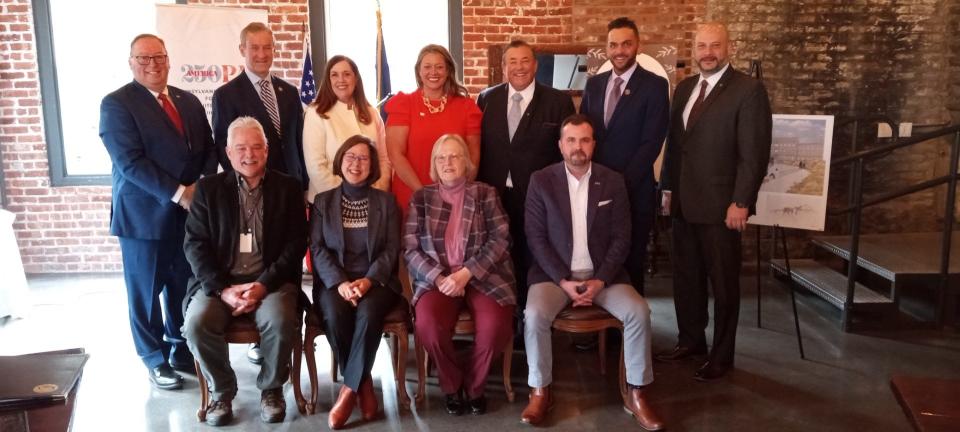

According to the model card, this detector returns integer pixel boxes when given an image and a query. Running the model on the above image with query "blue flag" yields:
[299,37,316,105]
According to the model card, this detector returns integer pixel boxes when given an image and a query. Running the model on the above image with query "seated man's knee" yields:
[523,301,556,329]
[622,295,651,323]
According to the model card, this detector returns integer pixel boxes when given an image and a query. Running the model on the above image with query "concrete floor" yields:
[2,270,958,431]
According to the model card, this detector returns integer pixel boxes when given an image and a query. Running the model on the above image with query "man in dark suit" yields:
[477,39,575,312]
[656,23,772,382]
[99,33,216,390]
[212,22,306,364]
[182,117,306,426]
[520,115,664,431]
[580,17,670,294]
[212,22,305,188]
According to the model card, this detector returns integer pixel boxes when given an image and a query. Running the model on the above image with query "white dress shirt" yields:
[505,82,536,188]
[566,163,594,273]
[245,69,280,117]
[682,63,729,127]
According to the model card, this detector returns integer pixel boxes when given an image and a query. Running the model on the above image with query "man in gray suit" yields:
[657,23,772,382]
[520,114,663,431]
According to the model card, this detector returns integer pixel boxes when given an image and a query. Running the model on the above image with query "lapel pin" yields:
[419,112,425,117]
[624,89,631,96]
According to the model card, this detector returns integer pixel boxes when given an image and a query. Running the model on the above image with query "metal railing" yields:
[827,121,960,330]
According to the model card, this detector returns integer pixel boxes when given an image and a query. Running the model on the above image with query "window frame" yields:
[307,0,463,86]
[33,0,188,186]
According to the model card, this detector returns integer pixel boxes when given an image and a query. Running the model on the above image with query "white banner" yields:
[156,4,267,120]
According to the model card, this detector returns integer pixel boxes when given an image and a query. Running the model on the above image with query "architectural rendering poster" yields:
[748,114,834,231]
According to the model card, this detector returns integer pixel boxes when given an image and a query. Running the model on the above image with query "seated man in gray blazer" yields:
[521,114,663,431]
[182,117,307,427]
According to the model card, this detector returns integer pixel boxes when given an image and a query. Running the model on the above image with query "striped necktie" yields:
[258,78,281,137]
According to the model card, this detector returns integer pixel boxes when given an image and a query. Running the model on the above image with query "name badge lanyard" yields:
[238,177,262,254]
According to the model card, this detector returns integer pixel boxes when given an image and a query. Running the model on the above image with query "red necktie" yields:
[686,80,709,129]
[158,93,184,135]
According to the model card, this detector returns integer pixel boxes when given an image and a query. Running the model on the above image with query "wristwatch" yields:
[734,202,748,209]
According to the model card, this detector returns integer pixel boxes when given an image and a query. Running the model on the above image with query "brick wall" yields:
[707,0,957,248]
[462,0,576,96]
[461,0,707,95]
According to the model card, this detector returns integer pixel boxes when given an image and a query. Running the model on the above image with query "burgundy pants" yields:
[414,287,514,399]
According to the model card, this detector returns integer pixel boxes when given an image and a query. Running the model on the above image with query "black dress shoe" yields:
[694,361,729,382]
[468,395,486,415]
[445,392,464,416]
[149,364,184,390]
[654,345,707,363]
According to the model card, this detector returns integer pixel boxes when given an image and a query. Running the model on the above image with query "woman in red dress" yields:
[385,44,481,212]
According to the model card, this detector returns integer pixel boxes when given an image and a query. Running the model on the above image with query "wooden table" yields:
[890,374,960,432]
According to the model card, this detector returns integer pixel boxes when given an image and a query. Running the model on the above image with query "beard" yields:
[565,150,589,167]
[695,56,727,74]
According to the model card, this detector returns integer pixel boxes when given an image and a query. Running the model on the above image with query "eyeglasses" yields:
[435,153,462,164]
[343,154,370,164]
[132,55,168,65]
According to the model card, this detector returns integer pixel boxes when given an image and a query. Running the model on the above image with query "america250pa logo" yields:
[179,64,244,83]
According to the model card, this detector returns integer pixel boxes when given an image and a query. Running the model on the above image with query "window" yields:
[34,0,176,185]
[318,0,461,104]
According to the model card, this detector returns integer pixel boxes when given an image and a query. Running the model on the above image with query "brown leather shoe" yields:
[520,386,552,425]
[357,377,378,421]
[328,385,356,430]
[623,387,665,431]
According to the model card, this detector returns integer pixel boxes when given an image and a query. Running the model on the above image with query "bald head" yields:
[693,22,731,77]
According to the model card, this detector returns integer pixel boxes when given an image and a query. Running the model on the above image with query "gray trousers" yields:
[183,283,298,401]
[524,279,654,388]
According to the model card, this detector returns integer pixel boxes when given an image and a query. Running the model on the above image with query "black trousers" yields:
[670,216,742,367]
[625,183,656,295]
[501,186,531,307]
[316,285,400,391]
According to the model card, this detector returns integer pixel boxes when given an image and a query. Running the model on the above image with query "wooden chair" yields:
[302,301,413,413]
[414,307,516,403]
[551,305,627,403]
[193,314,307,421]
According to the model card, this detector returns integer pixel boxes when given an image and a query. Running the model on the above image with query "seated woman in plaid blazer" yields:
[402,133,516,416]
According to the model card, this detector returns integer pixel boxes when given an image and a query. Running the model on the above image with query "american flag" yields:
[299,36,316,105]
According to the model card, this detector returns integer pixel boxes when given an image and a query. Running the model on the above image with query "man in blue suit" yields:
[99,33,216,390]
[580,17,670,295]
[212,22,306,364]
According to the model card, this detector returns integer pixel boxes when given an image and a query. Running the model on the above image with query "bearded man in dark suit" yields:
[656,23,772,382]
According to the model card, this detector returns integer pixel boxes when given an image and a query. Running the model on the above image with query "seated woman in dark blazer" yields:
[403,133,516,416]
[310,135,402,429]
